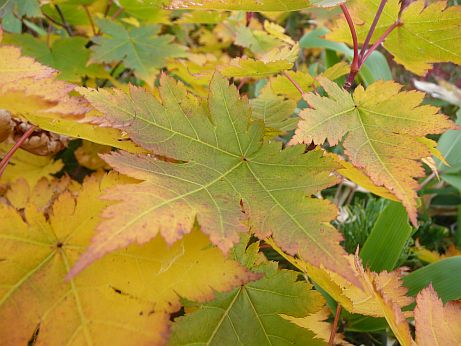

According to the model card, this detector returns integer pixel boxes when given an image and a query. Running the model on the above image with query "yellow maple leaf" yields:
[281,307,353,345]
[327,0,461,75]
[0,173,256,345]
[0,44,143,153]
[0,142,63,185]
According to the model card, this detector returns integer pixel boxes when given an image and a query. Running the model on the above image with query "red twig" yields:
[359,0,388,61]
[283,71,305,96]
[340,4,359,90]
[0,126,36,178]
[359,21,400,67]
[328,304,342,346]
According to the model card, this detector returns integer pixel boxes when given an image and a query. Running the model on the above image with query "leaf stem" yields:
[359,0,388,61]
[359,21,400,67]
[54,4,73,36]
[340,4,359,91]
[83,5,96,36]
[0,126,36,179]
[328,304,342,346]
[282,71,305,96]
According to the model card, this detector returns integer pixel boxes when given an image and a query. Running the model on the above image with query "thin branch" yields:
[104,0,113,17]
[329,304,342,346]
[0,126,36,178]
[340,4,359,90]
[418,171,436,191]
[359,21,400,67]
[83,5,96,36]
[54,4,73,36]
[282,71,305,96]
[359,0,388,61]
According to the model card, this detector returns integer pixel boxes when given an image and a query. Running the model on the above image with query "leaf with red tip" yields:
[293,77,454,225]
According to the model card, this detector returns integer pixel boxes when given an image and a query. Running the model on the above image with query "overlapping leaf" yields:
[167,0,313,11]
[292,77,454,225]
[0,173,255,345]
[0,44,143,152]
[72,73,359,286]
[327,0,461,75]
[169,251,328,345]
[415,285,461,346]
[90,19,187,82]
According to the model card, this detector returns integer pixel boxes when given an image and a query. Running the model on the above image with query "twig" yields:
[54,4,73,36]
[282,71,305,96]
[328,304,342,346]
[111,7,124,20]
[359,0,388,61]
[418,171,436,191]
[0,126,36,178]
[359,21,400,67]
[340,4,359,91]
[83,5,96,36]
[100,60,124,88]
[104,0,113,17]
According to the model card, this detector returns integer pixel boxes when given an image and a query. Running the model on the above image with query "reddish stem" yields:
[0,126,36,178]
[359,21,400,67]
[359,0,388,61]
[328,304,342,346]
[283,71,305,96]
[340,4,359,90]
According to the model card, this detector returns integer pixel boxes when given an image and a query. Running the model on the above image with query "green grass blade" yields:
[403,256,461,302]
[360,201,412,271]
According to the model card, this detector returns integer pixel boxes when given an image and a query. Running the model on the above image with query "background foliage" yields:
[1,0,461,345]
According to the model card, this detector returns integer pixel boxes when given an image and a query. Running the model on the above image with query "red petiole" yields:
[340,2,400,90]
[0,126,36,179]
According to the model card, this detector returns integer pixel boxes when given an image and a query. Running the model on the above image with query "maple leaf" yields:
[282,307,352,345]
[414,284,461,346]
[0,142,63,185]
[0,173,255,345]
[90,19,187,82]
[72,73,359,286]
[264,62,349,100]
[0,0,41,33]
[0,44,143,153]
[169,254,328,345]
[327,0,461,75]
[2,34,110,82]
[167,0,313,11]
[250,90,298,138]
[0,45,55,86]
[292,77,454,225]
[219,58,293,79]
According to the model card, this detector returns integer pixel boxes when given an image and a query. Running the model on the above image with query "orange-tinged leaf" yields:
[0,173,255,345]
[72,73,359,287]
[0,45,55,85]
[415,285,461,346]
[327,0,461,75]
[267,238,413,317]
[293,77,454,225]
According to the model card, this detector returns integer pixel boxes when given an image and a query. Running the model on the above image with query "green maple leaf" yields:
[292,77,454,226]
[0,0,41,33]
[90,19,186,82]
[71,73,359,286]
[169,261,327,345]
[2,34,108,82]
[327,0,461,75]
